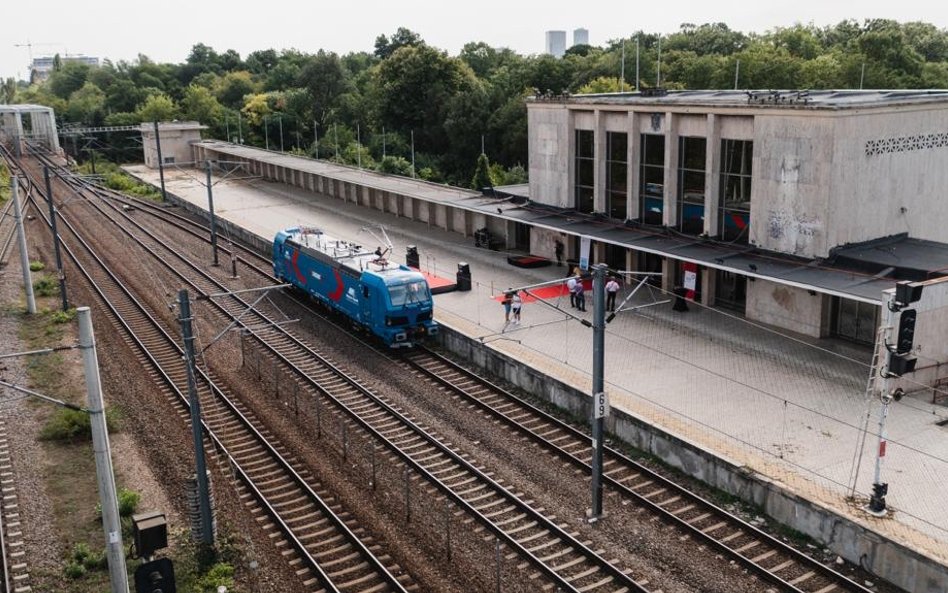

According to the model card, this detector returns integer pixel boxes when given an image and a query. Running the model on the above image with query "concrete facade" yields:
[526,90,948,341]
[140,121,206,168]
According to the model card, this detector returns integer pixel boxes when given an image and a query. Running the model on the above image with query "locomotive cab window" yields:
[363,286,370,298]
[388,281,430,306]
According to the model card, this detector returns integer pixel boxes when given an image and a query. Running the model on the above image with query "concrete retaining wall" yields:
[436,324,948,593]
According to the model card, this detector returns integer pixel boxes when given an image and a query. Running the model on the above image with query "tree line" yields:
[5,20,948,187]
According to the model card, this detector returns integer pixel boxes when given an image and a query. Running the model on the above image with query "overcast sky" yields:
[5,1,948,81]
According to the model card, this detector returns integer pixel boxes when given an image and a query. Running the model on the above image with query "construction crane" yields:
[13,41,63,67]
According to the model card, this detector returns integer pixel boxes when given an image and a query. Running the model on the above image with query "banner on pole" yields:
[580,236,591,271]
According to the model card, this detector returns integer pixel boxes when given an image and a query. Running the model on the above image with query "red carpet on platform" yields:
[415,269,457,294]
[493,279,592,303]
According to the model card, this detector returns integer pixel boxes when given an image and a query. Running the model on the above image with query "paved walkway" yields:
[126,164,948,564]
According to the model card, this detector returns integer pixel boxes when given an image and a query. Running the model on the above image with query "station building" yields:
[525,89,948,341]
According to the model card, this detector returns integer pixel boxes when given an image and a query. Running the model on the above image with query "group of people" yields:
[564,271,621,312]
[502,241,625,324]
[501,289,523,325]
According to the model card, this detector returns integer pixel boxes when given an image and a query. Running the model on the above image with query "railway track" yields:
[16,149,416,593]
[0,420,31,593]
[93,166,880,593]
[397,349,874,593]
[38,155,650,592]
[45,158,877,593]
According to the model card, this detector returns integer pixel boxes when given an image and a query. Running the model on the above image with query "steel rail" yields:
[50,158,648,593]
[21,153,409,593]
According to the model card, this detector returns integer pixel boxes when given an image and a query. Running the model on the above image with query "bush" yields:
[50,308,77,324]
[71,542,108,571]
[40,406,121,441]
[118,487,141,517]
[96,487,139,518]
[29,261,45,272]
[197,563,235,593]
[33,274,58,297]
[40,408,91,440]
[64,561,86,579]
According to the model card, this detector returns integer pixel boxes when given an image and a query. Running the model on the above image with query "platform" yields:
[125,161,948,590]
[414,269,456,294]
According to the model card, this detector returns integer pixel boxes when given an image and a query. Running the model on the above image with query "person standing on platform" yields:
[574,278,587,312]
[554,239,564,267]
[566,276,577,308]
[606,275,620,312]
[511,291,523,324]
[502,290,513,323]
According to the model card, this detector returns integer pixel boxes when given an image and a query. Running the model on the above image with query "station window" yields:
[606,132,627,220]
[719,139,752,242]
[677,137,706,235]
[639,134,665,225]
[575,129,595,213]
[831,297,879,345]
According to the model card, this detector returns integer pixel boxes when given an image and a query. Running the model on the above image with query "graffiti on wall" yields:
[767,210,821,255]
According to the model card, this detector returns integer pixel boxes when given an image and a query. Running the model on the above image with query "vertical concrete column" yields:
[701,268,716,306]
[594,109,606,213]
[627,111,640,220]
[704,113,722,237]
[661,257,676,293]
[592,241,605,265]
[663,112,679,227]
[625,249,635,277]
[15,113,25,152]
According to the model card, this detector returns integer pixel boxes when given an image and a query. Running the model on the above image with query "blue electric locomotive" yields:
[273,226,438,347]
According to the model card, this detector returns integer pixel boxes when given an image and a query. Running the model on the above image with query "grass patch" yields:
[0,161,9,203]
[50,308,77,324]
[33,274,59,298]
[30,261,46,272]
[39,406,121,441]
[95,487,140,519]
[75,161,162,201]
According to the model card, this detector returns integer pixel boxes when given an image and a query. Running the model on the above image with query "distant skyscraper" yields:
[573,28,589,47]
[545,30,567,58]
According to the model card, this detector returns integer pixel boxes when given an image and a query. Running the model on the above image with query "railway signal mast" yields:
[868,280,923,516]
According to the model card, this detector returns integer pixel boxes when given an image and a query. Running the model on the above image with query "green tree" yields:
[374,27,423,59]
[246,49,279,75]
[1,78,15,103]
[297,50,351,127]
[181,85,223,127]
[137,93,178,122]
[578,76,624,93]
[374,44,475,154]
[66,82,106,124]
[216,71,258,109]
[664,23,747,56]
[49,61,92,99]
[471,153,492,190]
